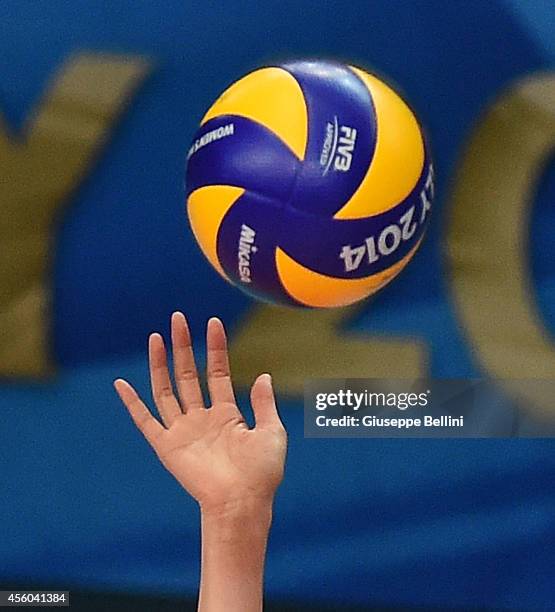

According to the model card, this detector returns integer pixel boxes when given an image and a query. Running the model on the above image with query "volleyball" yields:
[185,60,433,308]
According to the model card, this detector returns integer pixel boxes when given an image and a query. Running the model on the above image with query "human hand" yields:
[114,313,287,513]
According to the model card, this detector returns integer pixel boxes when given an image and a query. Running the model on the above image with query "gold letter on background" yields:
[447,73,555,419]
[0,53,151,379]
[230,305,426,396]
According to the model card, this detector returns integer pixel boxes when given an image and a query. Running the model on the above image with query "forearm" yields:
[198,497,273,612]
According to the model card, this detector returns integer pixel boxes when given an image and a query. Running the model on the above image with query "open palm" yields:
[114,313,287,512]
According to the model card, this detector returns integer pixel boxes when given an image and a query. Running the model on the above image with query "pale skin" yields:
[114,312,287,612]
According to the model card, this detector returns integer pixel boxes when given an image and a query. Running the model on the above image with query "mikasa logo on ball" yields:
[238,224,257,283]
[320,117,357,175]
[187,123,234,159]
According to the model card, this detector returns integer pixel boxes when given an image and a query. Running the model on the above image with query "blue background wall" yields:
[1,1,554,609]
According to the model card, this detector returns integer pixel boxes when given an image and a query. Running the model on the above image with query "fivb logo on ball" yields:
[320,117,358,175]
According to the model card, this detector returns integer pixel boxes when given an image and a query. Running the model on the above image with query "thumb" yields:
[250,373,283,430]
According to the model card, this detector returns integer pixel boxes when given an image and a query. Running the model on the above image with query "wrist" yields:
[201,495,274,533]
[199,495,272,612]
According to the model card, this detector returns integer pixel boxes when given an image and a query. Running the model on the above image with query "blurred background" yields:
[1,1,555,610]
